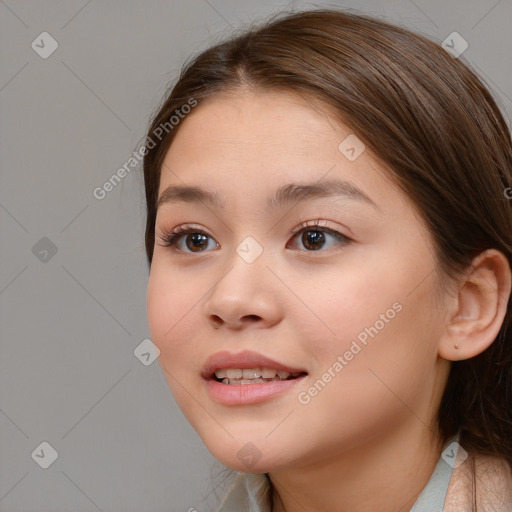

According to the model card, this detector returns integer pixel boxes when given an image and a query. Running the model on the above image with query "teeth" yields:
[242,368,261,379]
[222,378,265,385]
[215,369,227,379]
[216,369,304,385]
[214,367,295,380]
[225,369,243,379]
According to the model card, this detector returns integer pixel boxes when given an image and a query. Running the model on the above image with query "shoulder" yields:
[443,453,512,511]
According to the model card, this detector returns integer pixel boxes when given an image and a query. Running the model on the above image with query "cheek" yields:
[292,264,401,361]
[294,260,438,405]
[146,265,208,421]
[287,305,436,463]
[146,264,201,367]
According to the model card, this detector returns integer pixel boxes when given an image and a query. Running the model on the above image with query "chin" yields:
[201,434,294,474]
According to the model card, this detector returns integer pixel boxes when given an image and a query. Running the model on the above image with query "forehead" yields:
[158,89,396,211]
[166,89,339,155]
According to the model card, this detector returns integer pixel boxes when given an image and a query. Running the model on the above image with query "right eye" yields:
[156,225,220,253]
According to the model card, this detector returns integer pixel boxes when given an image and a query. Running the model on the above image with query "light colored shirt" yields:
[215,434,460,512]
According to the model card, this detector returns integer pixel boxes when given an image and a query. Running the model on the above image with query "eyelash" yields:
[156,220,351,252]
[157,224,210,249]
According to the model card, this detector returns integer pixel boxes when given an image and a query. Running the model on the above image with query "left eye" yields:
[287,223,351,251]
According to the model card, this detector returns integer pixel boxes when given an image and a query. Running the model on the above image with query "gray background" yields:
[0,1,510,511]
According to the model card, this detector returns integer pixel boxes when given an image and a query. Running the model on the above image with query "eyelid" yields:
[291,218,355,239]
[290,219,329,235]
[289,219,351,240]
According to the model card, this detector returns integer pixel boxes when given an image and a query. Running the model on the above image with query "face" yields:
[146,89,450,473]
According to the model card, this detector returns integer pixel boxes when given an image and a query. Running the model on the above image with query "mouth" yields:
[202,350,308,405]
[201,350,308,386]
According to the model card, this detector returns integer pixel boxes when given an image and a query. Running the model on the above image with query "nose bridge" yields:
[213,236,269,303]
[219,232,270,288]
[202,235,282,329]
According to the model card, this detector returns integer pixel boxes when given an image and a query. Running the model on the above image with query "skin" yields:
[146,89,511,512]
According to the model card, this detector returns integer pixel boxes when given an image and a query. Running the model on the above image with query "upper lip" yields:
[201,350,308,379]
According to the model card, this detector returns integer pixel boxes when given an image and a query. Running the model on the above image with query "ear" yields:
[438,249,511,361]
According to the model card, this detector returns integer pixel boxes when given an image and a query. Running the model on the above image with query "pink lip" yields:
[205,376,307,405]
[201,350,307,379]
[201,350,308,406]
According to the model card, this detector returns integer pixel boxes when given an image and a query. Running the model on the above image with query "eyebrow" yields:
[156,179,379,211]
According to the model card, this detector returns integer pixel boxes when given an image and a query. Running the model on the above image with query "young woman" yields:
[142,8,512,511]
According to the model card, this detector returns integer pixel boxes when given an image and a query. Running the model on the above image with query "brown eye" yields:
[301,230,326,250]
[288,223,352,252]
[185,233,210,252]
[157,226,219,253]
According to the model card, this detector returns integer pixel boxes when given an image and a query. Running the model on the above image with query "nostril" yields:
[243,314,261,322]
[210,315,223,328]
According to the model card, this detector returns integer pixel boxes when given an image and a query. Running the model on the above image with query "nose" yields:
[201,249,283,331]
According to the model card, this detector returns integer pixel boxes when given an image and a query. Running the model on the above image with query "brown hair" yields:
[142,7,512,470]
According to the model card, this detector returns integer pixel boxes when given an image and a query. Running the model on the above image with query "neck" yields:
[269,424,445,512]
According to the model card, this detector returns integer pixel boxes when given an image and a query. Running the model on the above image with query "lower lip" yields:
[205,375,307,405]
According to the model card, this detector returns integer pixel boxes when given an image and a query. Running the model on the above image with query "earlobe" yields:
[438,249,511,362]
